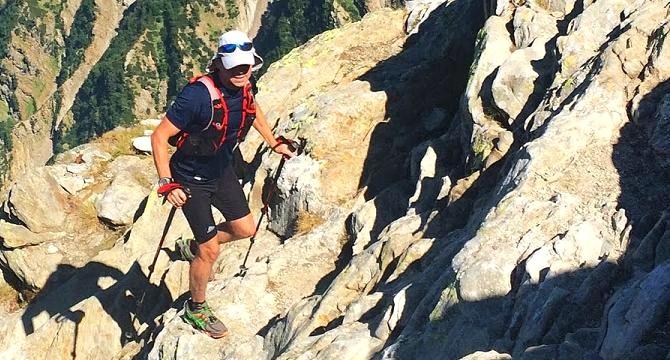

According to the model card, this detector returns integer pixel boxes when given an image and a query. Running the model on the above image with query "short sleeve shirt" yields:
[166,77,245,183]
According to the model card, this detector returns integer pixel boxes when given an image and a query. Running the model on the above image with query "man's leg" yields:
[189,215,255,302]
[216,213,256,244]
[190,235,219,303]
[179,185,228,338]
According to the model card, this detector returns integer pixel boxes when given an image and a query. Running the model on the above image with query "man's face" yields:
[221,63,252,88]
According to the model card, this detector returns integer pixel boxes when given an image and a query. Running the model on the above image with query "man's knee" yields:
[196,239,219,263]
[236,221,256,239]
[223,215,256,240]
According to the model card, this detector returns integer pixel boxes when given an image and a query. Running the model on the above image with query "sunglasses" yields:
[218,42,253,53]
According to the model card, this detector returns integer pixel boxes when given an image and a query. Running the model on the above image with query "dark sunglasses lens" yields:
[239,42,253,51]
[220,44,237,53]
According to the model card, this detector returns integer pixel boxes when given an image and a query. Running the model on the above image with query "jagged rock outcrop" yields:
[1,0,670,359]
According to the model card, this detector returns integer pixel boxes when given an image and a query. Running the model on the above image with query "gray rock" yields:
[514,287,570,354]
[6,167,70,233]
[633,211,669,271]
[460,351,512,360]
[491,40,552,123]
[96,173,149,226]
[600,262,670,359]
[65,163,89,174]
[521,345,559,360]
[0,243,63,290]
[423,107,448,131]
[267,155,323,238]
[0,220,65,248]
[132,136,152,153]
[628,344,668,360]
[650,94,670,170]
[513,7,557,49]
[527,0,576,17]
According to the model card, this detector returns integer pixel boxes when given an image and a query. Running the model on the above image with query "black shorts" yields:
[176,165,251,244]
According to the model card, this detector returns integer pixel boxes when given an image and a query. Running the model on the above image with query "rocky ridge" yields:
[0,0,669,359]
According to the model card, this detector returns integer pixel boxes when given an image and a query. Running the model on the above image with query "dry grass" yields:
[294,211,326,236]
[92,126,146,158]
[0,282,20,313]
[77,197,106,231]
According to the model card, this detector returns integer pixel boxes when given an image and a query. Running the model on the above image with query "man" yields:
[151,30,295,338]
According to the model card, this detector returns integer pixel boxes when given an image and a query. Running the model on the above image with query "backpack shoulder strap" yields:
[194,74,225,131]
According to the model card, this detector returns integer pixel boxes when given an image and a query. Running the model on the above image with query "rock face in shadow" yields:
[1,1,670,359]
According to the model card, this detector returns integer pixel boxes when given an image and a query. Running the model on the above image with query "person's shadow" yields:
[20,260,179,354]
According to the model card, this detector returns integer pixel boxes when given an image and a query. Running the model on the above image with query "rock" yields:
[275,321,383,360]
[342,292,384,324]
[374,284,409,340]
[514,287,570,354]
[460,351,512,360]
[633,211,669,271]
[0,220,65,248]
[600,262,670,359]
[628,344,668,360]
[521,344,559,360]
[147,309,268,360]
[650,94,670,170]
[408,143,443,214]
[553,221,604,268]
[132,136,152,153]
[0,243,63,290]
[266,155,323,238]
[6,167,70,233]
[492,40,553,123]
[555,0,631,78]
[96,172,150,226]
[348,183,409,256]
[0,191,192,359]
[65,163,89,174]
[527,0,576,17]
[54,144,113,167]
[405,0,448,35]
[45,165,88,195]
[512,6,557,49]
[422,107,448,131]
[140,118,162,127]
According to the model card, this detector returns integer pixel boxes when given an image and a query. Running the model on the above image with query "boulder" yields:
[492,40,553,123]
[0,220,65,248]
[132,136,152,153]
[6,167,71,233]
[0,243,63,290]
[96,174,150,226]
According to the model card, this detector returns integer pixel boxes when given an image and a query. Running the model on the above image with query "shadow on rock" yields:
[21,260,176,349]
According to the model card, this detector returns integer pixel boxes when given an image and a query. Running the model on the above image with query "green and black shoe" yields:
[182,300,228,339]
[176,237,198,262]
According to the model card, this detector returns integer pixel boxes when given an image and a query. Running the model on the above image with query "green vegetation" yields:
[224,0,239,20]
[57,0,219,150]
[57,0,96,85]
[254,0,337,74]
[0,117,15,150]
[0,0,19,59]
[336,0,361,21]
[24,96,37,118]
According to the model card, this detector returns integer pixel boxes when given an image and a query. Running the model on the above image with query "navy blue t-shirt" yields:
[166,77,245,183]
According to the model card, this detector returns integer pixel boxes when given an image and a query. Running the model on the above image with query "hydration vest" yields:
[168,74,257,157]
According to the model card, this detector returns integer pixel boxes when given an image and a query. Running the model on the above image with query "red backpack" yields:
[168,74,256,156]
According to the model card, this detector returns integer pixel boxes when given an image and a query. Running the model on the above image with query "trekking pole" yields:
[236,137,304,277]
[127,185,189,341]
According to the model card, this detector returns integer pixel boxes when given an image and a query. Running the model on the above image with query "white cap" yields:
[212,30,264,71]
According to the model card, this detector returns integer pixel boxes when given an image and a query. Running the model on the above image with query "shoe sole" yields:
[206,328,228,339]
[182,314,228,339]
